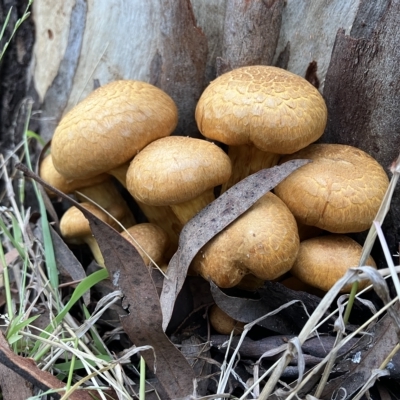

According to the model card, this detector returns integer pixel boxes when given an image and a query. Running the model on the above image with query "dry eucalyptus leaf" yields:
[16,164,195,400]
[160,159,311,330]
[211,281,323,335]
[321,305,400,399]
[210,334,357,362]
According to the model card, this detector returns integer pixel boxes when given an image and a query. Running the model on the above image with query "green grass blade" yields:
[23,107,59,294]
[30,268,109,358]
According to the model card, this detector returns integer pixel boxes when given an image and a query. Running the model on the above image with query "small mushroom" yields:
[291,235,376,293]
[126,136,232,225]
[40,154,136,227]
[191,192,299,288]
[209,305,244,335]
[121,223,170,269]
[274,144,389,233]
[60,202,122,267]
[195,65,327,191]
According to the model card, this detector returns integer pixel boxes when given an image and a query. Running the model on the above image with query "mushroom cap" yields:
[291,234,376,292]
[121,223,170,266]
[126,136,232,206]
[191,192,299,288]
[274,144,389,233]
[195,65,327,154]
[52,80,178,180]
[60,202,120,244]
[40,154,109,194]
[209,305,244,335]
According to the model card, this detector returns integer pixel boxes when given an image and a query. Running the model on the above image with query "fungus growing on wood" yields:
[126,136,232,225]
[40,154,136,228]
[209,305,244,335]
[191,192,299,288]
[195,65,327,190]
[291,235,376,293]
[274,144,389,233]
[60,202,122,267]
[121,223,170,269]
[51,80,178,180]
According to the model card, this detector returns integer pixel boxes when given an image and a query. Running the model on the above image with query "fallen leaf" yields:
[211,281,324,335]
[0,332,92,400]
[160,159,311,330]
[16,164,195,399]
[0,362,33,400]
[210,334,357,362]
[321,303,400,399]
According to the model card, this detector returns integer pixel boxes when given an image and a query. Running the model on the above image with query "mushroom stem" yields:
[75,180,136,228]
[108,163,130,186]
[60,203,122,268]
[84,236,105,267]
[221,145,280,192]
[169,188,215,225]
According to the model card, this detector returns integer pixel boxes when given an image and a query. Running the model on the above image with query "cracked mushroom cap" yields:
[126,136,232,206]
[195,65,327,154]
[274,144,389,233]
[191,192,300,288]
[291,234,376,292]
[51,80,178,180]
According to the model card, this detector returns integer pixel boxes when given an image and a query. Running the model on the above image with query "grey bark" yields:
[323,0,400,259]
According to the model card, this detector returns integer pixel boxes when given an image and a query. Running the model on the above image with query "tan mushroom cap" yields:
[121,223,170,267]
[60,202,122,267]
[40,154,109,195]
[127,136,232,206]
[274,144,389,233]
[195,65,327,154]
[191,192,299,288]
[291,235,376,292]
[51,80,178,180]
[60,202,120,244]
[209,305,244,335]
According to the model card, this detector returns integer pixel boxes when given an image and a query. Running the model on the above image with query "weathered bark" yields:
[216,0,284,76]
[149,0,207,136]
[272,0,360,89]
[323,0,400,257]
[30,0,207,142]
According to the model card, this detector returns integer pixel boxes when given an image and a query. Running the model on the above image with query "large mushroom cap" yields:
[274,144,389,233]
[52,80,178,180]
[195,65,327,154]
[191,192,299,288]
[291,234,376,292]
[126,136,232,206]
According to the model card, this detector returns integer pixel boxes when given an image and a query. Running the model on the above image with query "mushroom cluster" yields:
[45,67,388,295]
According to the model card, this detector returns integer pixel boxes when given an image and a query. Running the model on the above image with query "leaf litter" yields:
[17,163,195,399]
[210,280,324,335]
[13,152,400,399]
